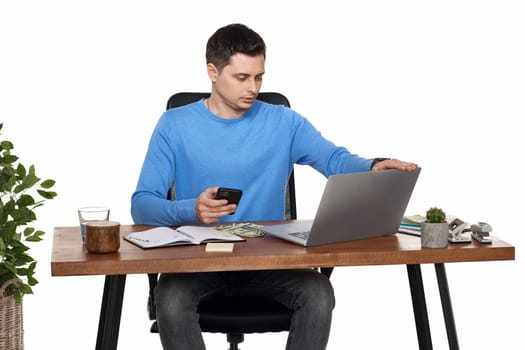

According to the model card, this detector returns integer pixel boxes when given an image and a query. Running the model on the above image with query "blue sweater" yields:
[131,99,373,225]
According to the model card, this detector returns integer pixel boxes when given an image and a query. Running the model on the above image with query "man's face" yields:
[208,53,265,117]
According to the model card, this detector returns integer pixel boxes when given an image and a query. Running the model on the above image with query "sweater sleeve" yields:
[131,195,198,226]
[290,115,373,176]
[130,114,199,226]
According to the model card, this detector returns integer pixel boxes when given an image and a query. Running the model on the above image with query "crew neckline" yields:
[199,99,258,123]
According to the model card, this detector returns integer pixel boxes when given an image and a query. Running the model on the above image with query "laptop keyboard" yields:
[289,231,310,240]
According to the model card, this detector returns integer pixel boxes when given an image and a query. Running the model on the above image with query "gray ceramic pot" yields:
[421,222,449,248]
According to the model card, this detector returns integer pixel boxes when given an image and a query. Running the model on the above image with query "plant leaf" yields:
[17,194,35,206]
[40,179,56,189]
[16,163,27,177]
[37,189,57,199]
[19,283,33,295]
[0,237,6,256]
[0,140,14,151]
[25,235,43,242]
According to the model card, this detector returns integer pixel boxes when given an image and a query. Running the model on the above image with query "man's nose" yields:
[246,78,258,93]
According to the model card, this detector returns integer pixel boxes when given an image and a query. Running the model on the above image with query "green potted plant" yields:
[421,207,449,248]
[0,123,57,348]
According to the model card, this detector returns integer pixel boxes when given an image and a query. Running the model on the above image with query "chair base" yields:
[151,322,244,350]
[227,332,243,350]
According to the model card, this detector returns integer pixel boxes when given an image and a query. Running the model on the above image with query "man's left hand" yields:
[371,159,418,172]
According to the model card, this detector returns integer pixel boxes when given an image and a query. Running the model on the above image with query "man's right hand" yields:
[195,186,237,224]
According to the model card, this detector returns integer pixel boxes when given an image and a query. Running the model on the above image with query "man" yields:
[131,23,417,350]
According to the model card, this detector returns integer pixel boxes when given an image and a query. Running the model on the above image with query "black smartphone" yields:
[214,187,243,205]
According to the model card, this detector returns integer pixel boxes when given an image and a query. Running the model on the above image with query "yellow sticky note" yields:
[205,242,234,253]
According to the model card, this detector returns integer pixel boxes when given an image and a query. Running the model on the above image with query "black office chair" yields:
[147,92,333,350]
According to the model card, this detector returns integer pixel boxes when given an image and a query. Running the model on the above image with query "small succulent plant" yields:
[426,207,446,223]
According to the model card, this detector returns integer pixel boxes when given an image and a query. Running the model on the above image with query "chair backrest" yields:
[165,92,297,220]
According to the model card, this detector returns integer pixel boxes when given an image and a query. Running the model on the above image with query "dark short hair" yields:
[206,23,266,71]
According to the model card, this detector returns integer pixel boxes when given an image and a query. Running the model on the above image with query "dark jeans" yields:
[155,269,335,350]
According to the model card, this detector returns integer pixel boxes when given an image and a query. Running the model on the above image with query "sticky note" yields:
[205,242,234,253]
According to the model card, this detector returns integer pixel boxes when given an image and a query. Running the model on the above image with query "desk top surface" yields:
[51,222,515,277]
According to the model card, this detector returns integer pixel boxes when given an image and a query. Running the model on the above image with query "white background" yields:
[1,1,524,349]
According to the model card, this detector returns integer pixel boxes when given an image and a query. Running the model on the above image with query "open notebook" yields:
[125,226,244,249]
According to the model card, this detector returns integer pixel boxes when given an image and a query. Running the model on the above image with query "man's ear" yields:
[207,63,218,82]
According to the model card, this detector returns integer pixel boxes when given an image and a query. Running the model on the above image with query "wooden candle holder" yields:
[85,221,120,253]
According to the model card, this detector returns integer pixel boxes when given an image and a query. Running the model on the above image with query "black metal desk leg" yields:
[407,264,433,350]
[434,263,460,350]
[95,275,127,350]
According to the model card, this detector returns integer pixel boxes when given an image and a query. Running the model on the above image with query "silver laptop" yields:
[262,168,421,246]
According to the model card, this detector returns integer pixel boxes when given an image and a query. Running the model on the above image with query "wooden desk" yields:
[51,224,515,350]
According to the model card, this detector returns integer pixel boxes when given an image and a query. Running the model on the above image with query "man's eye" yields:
[237,76,247,81]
